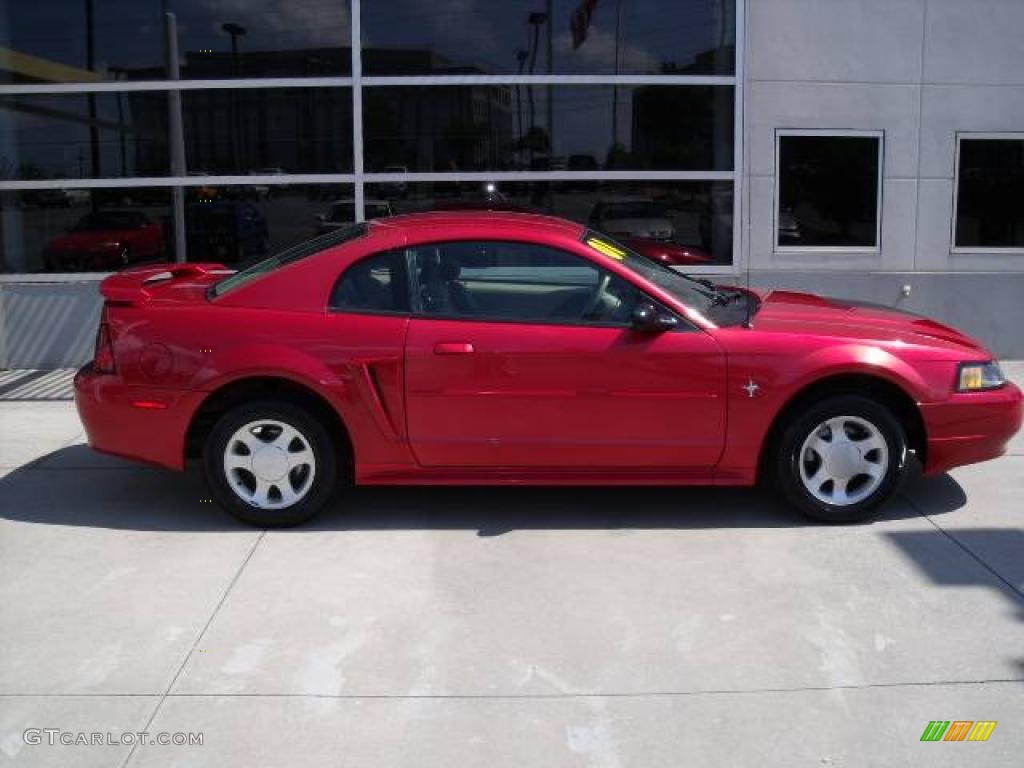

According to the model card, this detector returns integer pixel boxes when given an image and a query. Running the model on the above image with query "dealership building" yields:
[1,0,1023,367]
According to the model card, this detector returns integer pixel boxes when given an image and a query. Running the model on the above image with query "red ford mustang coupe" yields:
[44,209,164,271]
[74,212,1022,527]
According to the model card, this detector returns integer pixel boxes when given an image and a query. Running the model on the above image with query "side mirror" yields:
[631,302,678,332]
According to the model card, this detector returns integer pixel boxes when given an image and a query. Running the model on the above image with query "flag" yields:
[571,0,599,49]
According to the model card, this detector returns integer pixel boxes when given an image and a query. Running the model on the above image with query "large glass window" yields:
[776,132,882,250]
[0,187,171,272]
[364,85,733,173]
[184,183,356,266]
[955,136,1024,250]
[0,183,354,273]
[362,0,735,76]
[0,1,352,84]
[182,88,353,175]
[0,93,169,179]
[387,180,734,266]
[0,89,353,181]
[0,1,740,273]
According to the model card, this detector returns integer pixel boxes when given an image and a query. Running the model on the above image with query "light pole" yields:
[610,0,623,153]
[222,23,246,73]
[108,66,128,176]
[526,10,547,160]
[85,0,100,181]
[515,49,528,148]
[221,23,246,172]
[545,0,553,162]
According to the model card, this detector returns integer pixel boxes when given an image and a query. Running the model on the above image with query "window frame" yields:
[951,131,1024,255]
[773,128,885,254]
[404,238,686,330]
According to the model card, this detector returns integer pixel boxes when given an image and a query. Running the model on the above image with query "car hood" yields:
[752,289,989,355]
[48,230,131,250]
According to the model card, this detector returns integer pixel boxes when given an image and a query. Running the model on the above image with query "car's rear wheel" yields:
[204,400,339,527]
[774,395,907,523]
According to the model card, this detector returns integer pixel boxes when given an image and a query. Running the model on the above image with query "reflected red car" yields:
[75,212,1022,527]
[44,210,164,271]
[620,237,711,266]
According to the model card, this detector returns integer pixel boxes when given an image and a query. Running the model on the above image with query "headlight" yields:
[956,361,1005,392]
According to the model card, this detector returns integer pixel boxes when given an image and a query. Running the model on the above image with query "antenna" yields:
[742,211,753,329]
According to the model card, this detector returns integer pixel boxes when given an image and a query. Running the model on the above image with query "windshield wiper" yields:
[708,286,748,306]
[677,273,737,304]
[712,292,746,306]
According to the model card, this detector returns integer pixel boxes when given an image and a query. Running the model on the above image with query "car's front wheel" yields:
[204,400,339,527]
[774,395,907,523]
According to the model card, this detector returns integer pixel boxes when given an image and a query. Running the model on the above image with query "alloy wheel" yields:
[223,419,316,509]
[798,415,889,506]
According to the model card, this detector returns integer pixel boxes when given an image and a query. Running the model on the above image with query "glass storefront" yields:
[0,1,738,272]
[0,184,355,272]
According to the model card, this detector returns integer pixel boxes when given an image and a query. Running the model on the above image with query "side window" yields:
[411,240,643,325]
[330,249,410,314]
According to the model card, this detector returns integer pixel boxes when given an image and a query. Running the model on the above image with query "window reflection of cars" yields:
[186,201,269,264]
[254,168,289,190]
[589,197,676,241]
[43,209,164,271]
[620,238,711,267]
[315,199,393,234]
[778,207,802,245]
[380,165,409,198]
[25,188,91,208]
[187,172,219,202]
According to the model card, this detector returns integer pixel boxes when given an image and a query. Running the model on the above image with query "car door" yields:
[403,239,726,469]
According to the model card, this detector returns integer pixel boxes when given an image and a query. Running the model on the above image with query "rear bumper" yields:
[920,382,1023,475]
[74,365,200,471]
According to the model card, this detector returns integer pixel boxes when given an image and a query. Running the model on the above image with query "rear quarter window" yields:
[211,223,367,297]
[329,249,410,314]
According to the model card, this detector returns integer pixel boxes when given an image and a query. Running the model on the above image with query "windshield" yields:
[211,223,367,297]
[582,231,722,317]
[602,202,668,220]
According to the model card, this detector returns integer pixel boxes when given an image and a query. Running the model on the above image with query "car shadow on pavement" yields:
[0,444,967,534]
[883,526,1024,672]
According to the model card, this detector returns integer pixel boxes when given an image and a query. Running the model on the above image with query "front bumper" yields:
[74,365,201,471]
[920,381,1023,475]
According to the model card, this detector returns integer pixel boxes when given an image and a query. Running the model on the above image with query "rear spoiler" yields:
[99,263,233,304]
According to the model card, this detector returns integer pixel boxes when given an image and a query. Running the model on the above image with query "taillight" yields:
[93,320,116,374]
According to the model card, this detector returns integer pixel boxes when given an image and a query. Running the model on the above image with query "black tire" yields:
[773,394,907,524]
[203,400,340,527]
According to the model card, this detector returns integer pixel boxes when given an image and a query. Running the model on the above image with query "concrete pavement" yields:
[0,366,1021,766]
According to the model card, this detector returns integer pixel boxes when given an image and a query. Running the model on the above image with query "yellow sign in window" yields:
[585,237,626,261]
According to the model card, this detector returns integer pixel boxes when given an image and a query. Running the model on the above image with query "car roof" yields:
[370,210,585,238]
